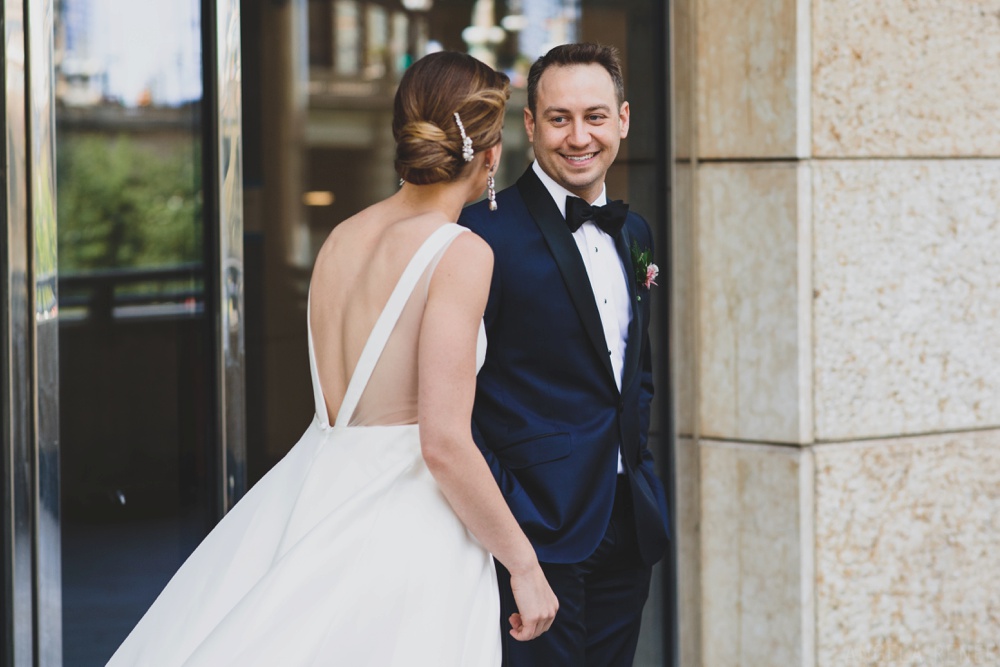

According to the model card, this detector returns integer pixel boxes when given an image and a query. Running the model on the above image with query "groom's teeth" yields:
[566,154,594,162]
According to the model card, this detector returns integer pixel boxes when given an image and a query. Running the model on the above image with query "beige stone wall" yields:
[814,431,1000,665]
[671,0,1000,664]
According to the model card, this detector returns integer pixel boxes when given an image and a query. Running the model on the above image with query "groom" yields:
[459,43,670,666]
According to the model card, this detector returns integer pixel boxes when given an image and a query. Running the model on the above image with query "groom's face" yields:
[524,63,629,204]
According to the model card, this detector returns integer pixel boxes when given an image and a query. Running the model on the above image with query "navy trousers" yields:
[496,477,653,667]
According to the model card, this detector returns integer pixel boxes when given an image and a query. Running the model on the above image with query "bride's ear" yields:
[484,144,502,172]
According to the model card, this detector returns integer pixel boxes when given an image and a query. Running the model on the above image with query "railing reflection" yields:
[58,263,213,525]
[58,264,205,324]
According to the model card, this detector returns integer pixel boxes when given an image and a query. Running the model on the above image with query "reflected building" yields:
[57,0,202,109]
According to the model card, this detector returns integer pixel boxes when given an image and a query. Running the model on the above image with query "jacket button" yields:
[618,399,624,412]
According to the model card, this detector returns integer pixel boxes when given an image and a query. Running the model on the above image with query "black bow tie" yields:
[565,196,629,237]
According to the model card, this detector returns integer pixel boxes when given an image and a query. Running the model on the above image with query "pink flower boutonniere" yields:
[630,241,658,301]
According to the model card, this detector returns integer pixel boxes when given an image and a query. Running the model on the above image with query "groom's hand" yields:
[508,564,559,641]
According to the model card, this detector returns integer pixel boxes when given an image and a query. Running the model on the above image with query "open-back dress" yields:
[107,224,499,666]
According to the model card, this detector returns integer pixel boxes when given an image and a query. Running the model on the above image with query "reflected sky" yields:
[59,0,201,107]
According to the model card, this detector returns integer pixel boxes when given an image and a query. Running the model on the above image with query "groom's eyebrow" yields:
[542,104,612,116]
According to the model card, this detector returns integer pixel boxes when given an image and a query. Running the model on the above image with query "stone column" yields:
[672,0,1000,665]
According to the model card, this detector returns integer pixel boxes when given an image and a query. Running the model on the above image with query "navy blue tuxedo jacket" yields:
[459,167,670,566]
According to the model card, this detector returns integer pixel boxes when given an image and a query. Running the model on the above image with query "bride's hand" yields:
[507,564,558,642]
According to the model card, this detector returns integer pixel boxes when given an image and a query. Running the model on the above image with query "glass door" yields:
[54,1,224,663]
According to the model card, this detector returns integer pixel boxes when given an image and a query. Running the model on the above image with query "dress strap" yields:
[333,224,466,428]
[306,295,329,426]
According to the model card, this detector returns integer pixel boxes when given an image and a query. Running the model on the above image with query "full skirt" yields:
[108,420,501,666]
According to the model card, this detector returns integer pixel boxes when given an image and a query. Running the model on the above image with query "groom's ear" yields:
[618,101,630,139]
[523,107,535,144]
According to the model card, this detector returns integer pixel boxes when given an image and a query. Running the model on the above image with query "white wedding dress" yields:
[108,224,500,666]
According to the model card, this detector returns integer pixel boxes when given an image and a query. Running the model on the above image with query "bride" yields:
[108,51,557,666]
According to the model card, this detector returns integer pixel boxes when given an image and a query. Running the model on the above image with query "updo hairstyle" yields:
[393,52,511,185]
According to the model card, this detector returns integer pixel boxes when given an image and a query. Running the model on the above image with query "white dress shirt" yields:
[532,162,631,474]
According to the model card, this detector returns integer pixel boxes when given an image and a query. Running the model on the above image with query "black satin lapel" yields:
[517,169,615,383]
[617,227,642,390]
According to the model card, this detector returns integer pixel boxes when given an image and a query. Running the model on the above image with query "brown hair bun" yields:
[393,52,510,185]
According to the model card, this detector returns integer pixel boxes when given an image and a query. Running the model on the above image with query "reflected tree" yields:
[57,134,202,272]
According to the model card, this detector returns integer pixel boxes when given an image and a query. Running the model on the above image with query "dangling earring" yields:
[399,178,405,187]
[487,171,497,212]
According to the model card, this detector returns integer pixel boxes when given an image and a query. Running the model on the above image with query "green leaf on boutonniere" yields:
[630,240,659,301]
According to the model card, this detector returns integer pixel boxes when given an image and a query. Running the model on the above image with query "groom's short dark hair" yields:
[526,43,625,115]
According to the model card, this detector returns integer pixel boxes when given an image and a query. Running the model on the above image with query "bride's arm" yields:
[418,231,558,642]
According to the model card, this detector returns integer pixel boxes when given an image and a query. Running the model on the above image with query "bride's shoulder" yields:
[442,225,493,265]
[428,227,493,294]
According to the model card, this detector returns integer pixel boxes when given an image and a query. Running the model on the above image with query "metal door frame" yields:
[2,0,61,663]
[205,0,247,515]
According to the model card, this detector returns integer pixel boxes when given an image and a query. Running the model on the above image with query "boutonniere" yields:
[630,240,658,301]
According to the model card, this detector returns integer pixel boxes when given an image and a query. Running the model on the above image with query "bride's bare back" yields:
[309,201,467,426]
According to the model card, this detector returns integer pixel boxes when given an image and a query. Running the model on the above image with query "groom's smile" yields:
[561,152,600,169]
[524,62,630,205]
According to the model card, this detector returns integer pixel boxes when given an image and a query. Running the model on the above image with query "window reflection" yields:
[58,0,201,109]
[55,1,213,664]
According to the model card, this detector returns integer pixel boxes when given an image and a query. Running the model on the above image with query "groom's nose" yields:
[567,119,590,147]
